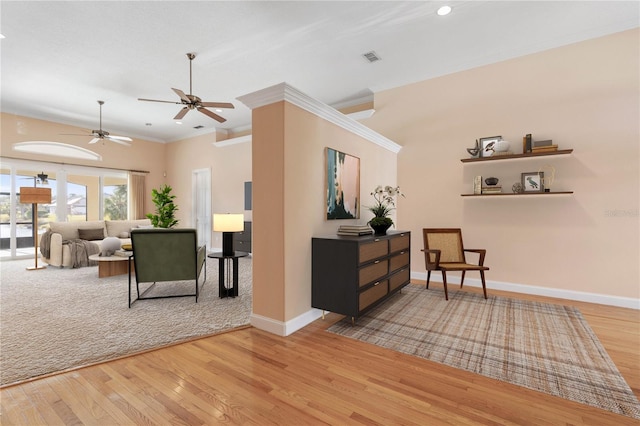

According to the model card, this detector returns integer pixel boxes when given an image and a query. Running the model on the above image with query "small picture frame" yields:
[479,136,502,158]
[521,172,544,192]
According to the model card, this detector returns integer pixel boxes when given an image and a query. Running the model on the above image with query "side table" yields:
[207,251,249,298]
[88,253,134,278]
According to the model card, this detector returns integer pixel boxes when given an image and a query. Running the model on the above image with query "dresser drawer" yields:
[235,240,252,252]
[390,233,410,253]
[389,251,409,273]
[389,267,410,292]
[358,260,388,287]
[359,239,388,264]
[359,280,388,310]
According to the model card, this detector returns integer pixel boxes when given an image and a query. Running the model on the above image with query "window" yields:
[0,161,130,258]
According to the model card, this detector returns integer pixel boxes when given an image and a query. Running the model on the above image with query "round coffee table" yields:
[88,254,133,278]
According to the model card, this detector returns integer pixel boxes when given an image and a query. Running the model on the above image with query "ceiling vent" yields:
[362,51,381,63]
[193,125,204,129]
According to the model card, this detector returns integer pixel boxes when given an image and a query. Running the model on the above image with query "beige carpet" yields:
[328,284,640,419]
[0,256,252,386]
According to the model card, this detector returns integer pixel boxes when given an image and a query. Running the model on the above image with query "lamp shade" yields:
[213,213,244,232]
[19,187,52,204]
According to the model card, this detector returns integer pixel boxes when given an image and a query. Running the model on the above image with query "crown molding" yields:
[213,135,252,147]
[237,83,401,154]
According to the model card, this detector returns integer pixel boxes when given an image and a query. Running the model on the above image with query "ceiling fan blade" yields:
[198,107,226,123]
[199,102,235,109]
[138,97,181,104]
[108,135,133,142]
[172,88,191,103]
[60,132,91,136]
[174,107,189,120]
[106,137,132,146]
[88,138,101,144]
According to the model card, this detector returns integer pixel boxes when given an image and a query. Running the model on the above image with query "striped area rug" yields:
[327,284,640,419]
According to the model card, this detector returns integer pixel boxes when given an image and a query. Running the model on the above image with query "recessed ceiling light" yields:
[437,6,452,16]
[175,121,183,125]
[215,109,223,113]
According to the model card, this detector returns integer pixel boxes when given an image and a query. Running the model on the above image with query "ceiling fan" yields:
[138,53,234,123]
[62,100,132,146]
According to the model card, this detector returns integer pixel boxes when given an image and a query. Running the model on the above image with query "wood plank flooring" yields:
[2,283,639,425]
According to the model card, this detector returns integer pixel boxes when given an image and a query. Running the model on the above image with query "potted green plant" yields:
[367,185,404,235]
[146,184,179,228]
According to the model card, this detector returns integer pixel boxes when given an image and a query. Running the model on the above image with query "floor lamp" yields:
[213,213,244,256]
[19,187,52,271]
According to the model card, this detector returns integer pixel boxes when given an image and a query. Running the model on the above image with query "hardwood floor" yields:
[2,283,639,425]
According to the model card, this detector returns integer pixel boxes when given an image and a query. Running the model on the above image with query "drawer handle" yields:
[400,233,404,236]
[374,260,380,264]
[400,251,405,255]
[374,281,380,286]
[374,238,380,242]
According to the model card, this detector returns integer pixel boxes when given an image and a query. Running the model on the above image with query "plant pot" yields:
[370,223,391,236]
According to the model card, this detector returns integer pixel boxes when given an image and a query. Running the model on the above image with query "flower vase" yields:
[370,223,391,236]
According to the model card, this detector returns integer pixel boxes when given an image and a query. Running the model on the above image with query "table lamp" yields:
[213,213,244,256]
[19,187,52,270]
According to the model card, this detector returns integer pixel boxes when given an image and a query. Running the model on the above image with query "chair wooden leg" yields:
[460,271,466,288]
[480,270,487,299]
[426,271,431,289]
[442,271,448,300]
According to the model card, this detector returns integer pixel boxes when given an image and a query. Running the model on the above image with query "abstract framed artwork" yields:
[326,147,360,220]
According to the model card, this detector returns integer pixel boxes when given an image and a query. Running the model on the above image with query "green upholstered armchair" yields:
[128,228,206,307]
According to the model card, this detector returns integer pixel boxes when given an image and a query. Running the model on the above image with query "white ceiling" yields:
[1,1,638,143]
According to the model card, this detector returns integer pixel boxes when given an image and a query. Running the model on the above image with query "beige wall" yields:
[365,29,639,299]
[252,100,397,324]
[164,132,252,247]
[252,102,286,321]
[2,29,637,308]
[1,113,166,216]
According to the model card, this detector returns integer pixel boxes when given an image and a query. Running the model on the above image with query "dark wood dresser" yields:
[312,231,410,322]
[233,221,252,253]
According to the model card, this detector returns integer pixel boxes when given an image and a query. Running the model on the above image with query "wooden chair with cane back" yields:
[421,228,489,300]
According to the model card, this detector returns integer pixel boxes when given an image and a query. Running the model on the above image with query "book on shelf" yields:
[531,145,558,153]
[533,139,554,148]
[523,134,532,153]
[481,186,502,194]
[473,176,482,195]
[114,249,133,257]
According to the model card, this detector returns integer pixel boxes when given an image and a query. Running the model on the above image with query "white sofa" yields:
[42,219,152,268]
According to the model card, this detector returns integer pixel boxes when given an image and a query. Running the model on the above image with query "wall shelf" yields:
[461,191,573,197]
[460,149,573,163]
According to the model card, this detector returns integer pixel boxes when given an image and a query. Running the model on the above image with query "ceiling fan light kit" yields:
[138,52,234,123]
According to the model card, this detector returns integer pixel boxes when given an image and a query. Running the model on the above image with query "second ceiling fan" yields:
[138,53,234,123]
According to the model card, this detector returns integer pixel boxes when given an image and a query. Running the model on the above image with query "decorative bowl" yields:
[494,140,510,152]
[484,177,499,186]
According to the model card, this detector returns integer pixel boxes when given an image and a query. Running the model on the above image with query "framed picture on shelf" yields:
[521,172,544,192]
[479,136,502,158]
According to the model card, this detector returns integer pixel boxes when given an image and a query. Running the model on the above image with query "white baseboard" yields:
[411,271,640,310]
[251,309,323,336]
[252,272,639,337]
